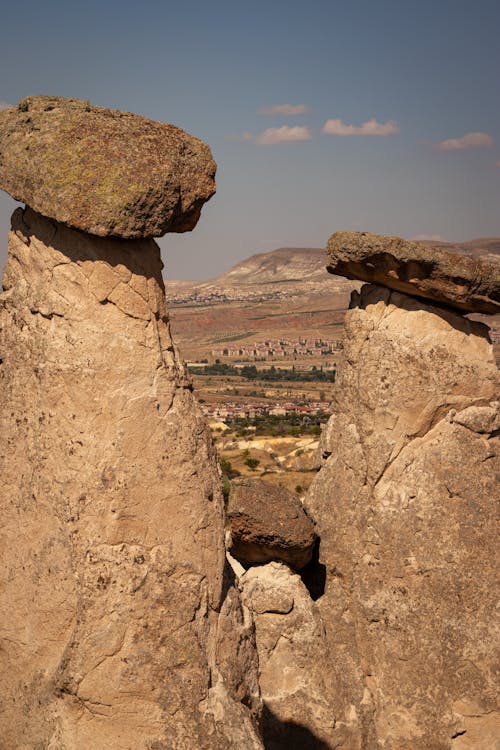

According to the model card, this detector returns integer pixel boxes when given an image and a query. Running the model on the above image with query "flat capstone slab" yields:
[327,230,499,315]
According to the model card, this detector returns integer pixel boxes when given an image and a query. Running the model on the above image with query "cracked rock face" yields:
[327,230,500,314]
[0,208,262,749]
[0,96,216,238]
[240,562,354,750]
[306,284,500,748]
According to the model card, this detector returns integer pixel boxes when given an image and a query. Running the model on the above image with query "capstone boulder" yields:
[0,95,216,238]
[327,230,500,314]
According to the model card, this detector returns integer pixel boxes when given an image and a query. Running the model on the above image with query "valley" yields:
[166,240,500,493]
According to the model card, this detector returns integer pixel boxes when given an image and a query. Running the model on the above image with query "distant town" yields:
[211,336,342,359]
[200,400,328,422]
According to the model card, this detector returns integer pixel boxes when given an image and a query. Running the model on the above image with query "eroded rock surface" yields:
[0,208,262,749]
[240,562,353,750]
[227,478,316,569]
[0,96,216,238]
[327,230,500,314]
[306,283,499,749]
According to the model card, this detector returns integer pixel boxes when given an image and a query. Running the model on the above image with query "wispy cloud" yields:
[0,101,11,110]
[258,103,308,116]
[413,233,443,242]
[228,126,312,145]
[225,131,254,142]
[254,126,312,145]
[435,132,494,151]
[322,117,399,136]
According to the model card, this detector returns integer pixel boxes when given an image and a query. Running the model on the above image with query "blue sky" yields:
[1,0,499,278]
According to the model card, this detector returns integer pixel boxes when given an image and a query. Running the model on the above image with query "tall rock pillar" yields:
[0,98,262,749]
[306,231,499,749]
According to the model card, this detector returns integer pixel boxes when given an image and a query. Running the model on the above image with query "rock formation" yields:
[240,562,348,750]
[305,234,500,749]
[0,100,262,749]
[0,96,216,238]
[327,230,499,314]
[227,478,316,569]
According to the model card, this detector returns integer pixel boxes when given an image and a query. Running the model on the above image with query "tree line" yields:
[189,363,336,383]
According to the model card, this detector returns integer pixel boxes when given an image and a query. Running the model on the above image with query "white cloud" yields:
[412,234,443,242]
[435,132,494,150]
[254,125,312,145]
[258,104,308,116]
[0,101,11,110]
[322,117,399,136]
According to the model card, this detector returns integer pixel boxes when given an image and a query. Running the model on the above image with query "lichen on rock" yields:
[0,96,216,238]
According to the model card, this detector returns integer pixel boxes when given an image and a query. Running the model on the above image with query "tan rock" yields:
[0,207,262,749]
[327,230,500,314]
[305,283,500,749]
[240,562,354,749]
[0,96,216,238]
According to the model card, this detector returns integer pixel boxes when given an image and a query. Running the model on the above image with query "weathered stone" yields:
[0,96,216,238]
[327,230,500,314]
[305,283,500,748]
[227,478,316,569]
[0,208,262,749]
[240,562,354,749]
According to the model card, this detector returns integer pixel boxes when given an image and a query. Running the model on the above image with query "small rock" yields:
[327,230,500,314]
[451,402,500,434]
[227,478,316,570]
[0,96,216,238]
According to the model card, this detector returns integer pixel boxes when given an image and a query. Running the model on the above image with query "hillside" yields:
[212,247,328,285]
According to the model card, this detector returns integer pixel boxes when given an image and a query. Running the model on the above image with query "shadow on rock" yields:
[300,538,326,601]
[262,704,332,750]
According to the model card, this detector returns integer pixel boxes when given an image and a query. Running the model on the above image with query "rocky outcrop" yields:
[327,230,500,314]
[240,562,351,750]
[306,281,499,749]
[227,478,316,569]
[0,99,261,749]
[0,96,216,237]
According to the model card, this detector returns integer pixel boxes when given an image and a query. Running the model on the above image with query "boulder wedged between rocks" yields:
[227,478,316,570]
[0,95,216,238]
[327,230,499,314]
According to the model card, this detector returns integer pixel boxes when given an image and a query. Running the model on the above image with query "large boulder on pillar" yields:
[0,96,216,237]
[306,278,499,749]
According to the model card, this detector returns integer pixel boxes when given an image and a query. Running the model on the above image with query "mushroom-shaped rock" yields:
[0,96,216,238]
[227,478,316,570]
[327,230,500,314]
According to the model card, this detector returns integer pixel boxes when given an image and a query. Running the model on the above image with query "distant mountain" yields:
[165,239,500,311]
[212,247,328,285]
